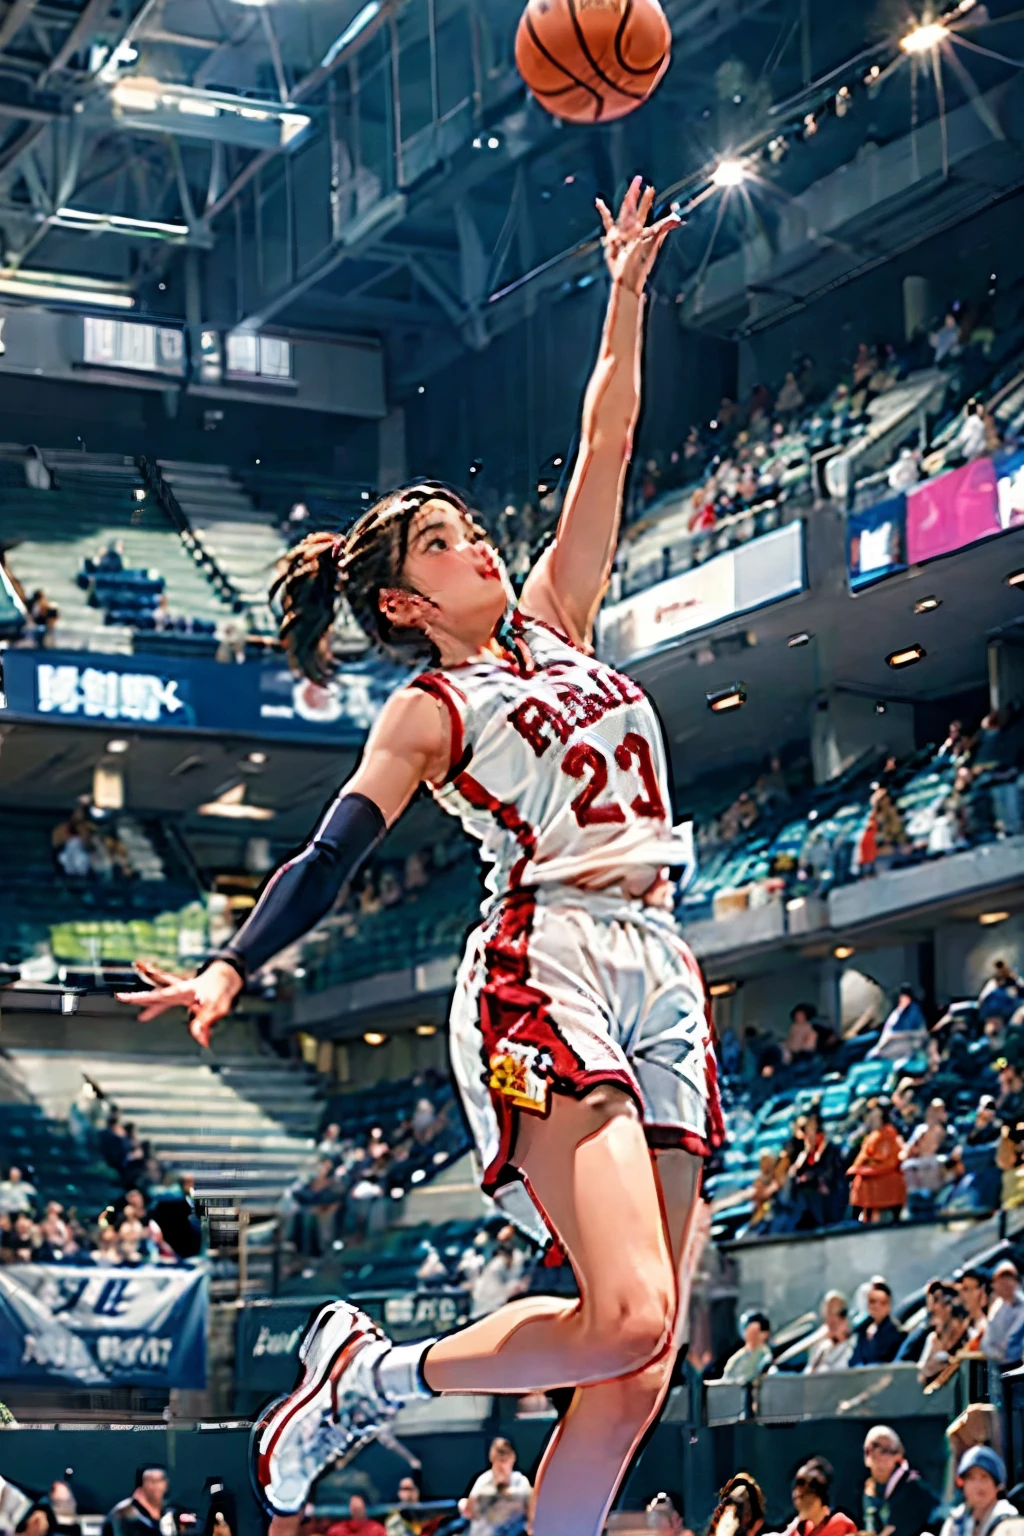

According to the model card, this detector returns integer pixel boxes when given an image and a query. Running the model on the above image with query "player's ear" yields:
[379,587,422,626]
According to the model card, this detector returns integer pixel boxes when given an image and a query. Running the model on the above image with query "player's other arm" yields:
[116,687,451,1045]
[519,177,678,649]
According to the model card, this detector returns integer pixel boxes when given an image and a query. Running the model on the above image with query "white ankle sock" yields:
[375,1339,438,1404]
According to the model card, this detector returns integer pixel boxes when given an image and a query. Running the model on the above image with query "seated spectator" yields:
[461,1438,531,1536]
[940,1448,1017,1536]
[471,1227,528,1319]
[742,1151,782,1235]
[403,851,428,893]
[862,1426,938,1536]
[103,1468,179,1536]
[410,1097,439,1144]
[317,1123,343,1162]
[851,1279,905,1365]
[326,1496,387,1536]
[805,1292,854,1373]
[870,986,928,1062]
[3,1212,37,1262]
[849,1101,907,1223]
[968,1096,1002,1146]
[0,1167,36,1218]
[997,1061,1024,1124]
[416,1243,448,1287]
[784,1006,819,1061]
[980,960,1022,1021]
[720,1311,772,1383]
[932,312,962,365]
[787,1457,856,1536]
[384,1479,427,1536]
[981,1259,1024,1367]
[99,1116,129,1176]
[918,1283,969,1384]
[901,1099,950,1199]
[787,1109,848,1229]
[956,1266,990,1351]
[32,1209,78,1264]
[775,372,805,417]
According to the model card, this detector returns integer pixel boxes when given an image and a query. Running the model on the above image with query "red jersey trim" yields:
[410,673,467,785]
[513,607,594,658]
[453,769,537,887]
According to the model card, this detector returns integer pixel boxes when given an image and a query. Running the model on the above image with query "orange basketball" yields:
[515,0,671,124]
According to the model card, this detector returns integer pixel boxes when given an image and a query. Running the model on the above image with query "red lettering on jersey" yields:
[553,683,604,730]
[509,698,572,757]
[615,732,666,819]
[587,667,644,708]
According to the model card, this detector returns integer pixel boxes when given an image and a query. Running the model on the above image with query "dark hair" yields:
[490,1436,516,1457]
[958,1266,990,1292]
[745,1311,771,1335]
[791,1003,816,1021]
[272,482,488,682]
[708,1473,766,1536]
[871,1097,894,1126]
[868,1278,892,1298]
[794,1457,832,1500]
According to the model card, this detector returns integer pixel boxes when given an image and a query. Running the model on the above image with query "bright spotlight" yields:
[901,21,947,53]
[712,159,746,189]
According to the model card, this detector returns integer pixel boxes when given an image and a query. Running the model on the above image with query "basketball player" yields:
[119,177,722,1536]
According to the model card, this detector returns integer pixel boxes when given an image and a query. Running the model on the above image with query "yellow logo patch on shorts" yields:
[488,1039,550,1113]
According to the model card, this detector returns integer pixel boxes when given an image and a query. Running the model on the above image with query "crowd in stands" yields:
[76,541,216,636]
[627,279,1024,556]
[710,955,1024,1238]
[281,1070,467,1257]
[0,1161,196,1267]
[686,708,1024,926]
[52,802,134,884]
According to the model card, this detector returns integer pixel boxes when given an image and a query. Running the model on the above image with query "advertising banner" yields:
[1,649,404,745]
[996,449,1024,530]
[236,1291,470,1395]
[598,521,804,664]
[905,456,1001,564]
[0,1265,207,1388]
[847,493,907,590]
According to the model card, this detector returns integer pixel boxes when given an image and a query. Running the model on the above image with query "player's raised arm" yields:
[116,686,451,1047]
[519,176,679,649]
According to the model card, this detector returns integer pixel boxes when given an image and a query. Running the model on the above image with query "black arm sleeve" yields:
[212,791,386,979]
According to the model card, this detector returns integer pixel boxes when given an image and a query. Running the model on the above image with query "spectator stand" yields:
[1,449,231,651]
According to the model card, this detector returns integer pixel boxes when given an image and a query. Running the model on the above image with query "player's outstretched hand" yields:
[596,174,680,297]
[115,958,243,1048]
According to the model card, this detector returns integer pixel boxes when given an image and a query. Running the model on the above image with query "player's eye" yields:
[427,534,448,551]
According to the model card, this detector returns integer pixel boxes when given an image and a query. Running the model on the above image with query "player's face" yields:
[399,500,509,635]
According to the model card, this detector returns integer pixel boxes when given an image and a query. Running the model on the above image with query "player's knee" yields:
[598,1291,674,1374]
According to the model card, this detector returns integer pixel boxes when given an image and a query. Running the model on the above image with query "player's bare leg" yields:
[521,1148,704,1536]
[421,1086,676,1394]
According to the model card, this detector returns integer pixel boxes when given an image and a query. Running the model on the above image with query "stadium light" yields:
[886,643,926,669]
[901,21,947,53]
[787,632,811,648]
[1006,568,1024,588]
[0,269,134,308]
[363,1031,388,1046]
[708,980,738,998]
[979,911,1010,926]
[706,684,747,712]
[913,595,941,613]
[834,945,855,960]
[712,159,747,188]
[56,208,191,241]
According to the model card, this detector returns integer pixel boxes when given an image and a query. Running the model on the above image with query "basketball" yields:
[515,0,671,124]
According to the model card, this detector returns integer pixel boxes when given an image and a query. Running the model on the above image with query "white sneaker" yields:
[251,1300,399,1515]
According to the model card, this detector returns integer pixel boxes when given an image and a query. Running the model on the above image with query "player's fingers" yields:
[620,173,642,222]
[595,197,614,235]
[638,182,656,226]
[134,995,191,1024]
[135,960,182,988]
[190,1002,222,1048]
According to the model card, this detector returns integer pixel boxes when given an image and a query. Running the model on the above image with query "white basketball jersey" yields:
[411,611,694,904]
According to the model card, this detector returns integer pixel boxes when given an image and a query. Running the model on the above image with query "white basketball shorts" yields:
[448,885,723,1235]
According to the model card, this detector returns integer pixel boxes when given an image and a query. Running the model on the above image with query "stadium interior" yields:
[1,0,1024,1531]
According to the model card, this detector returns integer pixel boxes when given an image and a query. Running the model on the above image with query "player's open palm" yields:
[597,174,679,296]
[116,958,242,1047]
